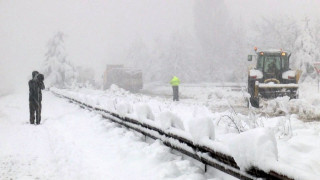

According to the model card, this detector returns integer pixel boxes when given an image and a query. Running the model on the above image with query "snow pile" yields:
[261,96,291,116]
[287,99,319,119]
[134,103,155,121]
[188,117,215,144]
[157,111,185,130]
[261,96,320,119]
[257,82,320,120]
[227,128,278,171]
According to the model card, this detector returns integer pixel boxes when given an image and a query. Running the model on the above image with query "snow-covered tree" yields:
[42,32,78,88]
[293,18,320,82]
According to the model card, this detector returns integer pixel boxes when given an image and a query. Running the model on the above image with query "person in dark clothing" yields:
[29,71,45,125]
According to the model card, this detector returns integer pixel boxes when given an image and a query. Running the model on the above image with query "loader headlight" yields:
[281,52,286,56]
[260,52,264,55]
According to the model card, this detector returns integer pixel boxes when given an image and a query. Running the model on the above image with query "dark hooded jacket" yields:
[37,74,45,101]
[29,72,45,102]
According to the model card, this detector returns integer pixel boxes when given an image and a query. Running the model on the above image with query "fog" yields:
[1,0,320,93]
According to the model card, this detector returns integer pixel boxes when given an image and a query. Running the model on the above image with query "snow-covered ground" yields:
[2,83,320,180]
[142,82,247,111]
[0,92,223,180]
[50,84,320,179]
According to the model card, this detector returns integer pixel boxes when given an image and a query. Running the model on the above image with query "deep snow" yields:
[2,83,320,180]
[51,84,320,179]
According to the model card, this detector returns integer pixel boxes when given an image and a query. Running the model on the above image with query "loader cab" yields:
[256,51,290,80]
[247,49,298,108]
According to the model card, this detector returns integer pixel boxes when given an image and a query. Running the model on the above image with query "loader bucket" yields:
[255,83,298,99]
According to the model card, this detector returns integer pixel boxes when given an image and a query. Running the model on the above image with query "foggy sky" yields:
[1,0,319,93]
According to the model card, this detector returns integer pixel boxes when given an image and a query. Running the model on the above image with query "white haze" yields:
[0,0,319,93]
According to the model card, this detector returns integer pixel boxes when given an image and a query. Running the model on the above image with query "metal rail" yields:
[53,92,294,180]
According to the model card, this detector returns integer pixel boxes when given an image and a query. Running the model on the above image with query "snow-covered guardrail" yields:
[52,91,293,180]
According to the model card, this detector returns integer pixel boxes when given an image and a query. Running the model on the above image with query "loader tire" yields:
[247,79,259,108]
[249,97,259,108]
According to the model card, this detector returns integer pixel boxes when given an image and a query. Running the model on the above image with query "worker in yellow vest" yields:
[170,76,180,101]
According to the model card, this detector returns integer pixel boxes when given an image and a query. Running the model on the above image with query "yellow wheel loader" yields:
[247,49,301,108]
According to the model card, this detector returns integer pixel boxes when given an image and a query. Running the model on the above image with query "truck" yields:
[247,48,301,108]
[103,65,143,92]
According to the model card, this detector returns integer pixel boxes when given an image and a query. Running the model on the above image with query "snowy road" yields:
[0,92,210,180]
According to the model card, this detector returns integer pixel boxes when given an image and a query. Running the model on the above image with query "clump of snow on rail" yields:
[116,101,133,117]
[134,103,155,121]
[189,117,215,144]
[157,111,185,130]
[227,128,278,171]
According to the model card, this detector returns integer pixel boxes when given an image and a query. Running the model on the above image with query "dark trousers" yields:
[172,86,179,101]
[29,101,42,124]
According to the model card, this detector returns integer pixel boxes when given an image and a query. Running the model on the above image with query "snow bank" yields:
[157,111,185,130]
[227,128,278,171]
[134,103,155,121]
[188,117,215,144]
